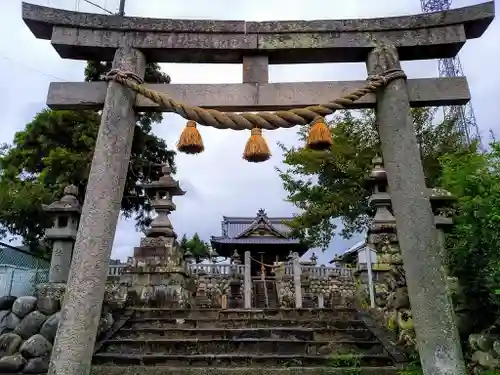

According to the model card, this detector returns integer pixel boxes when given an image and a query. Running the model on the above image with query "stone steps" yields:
[99,338,385,356]
[129,308,356,320]
[92,353,395,367]
[113,327,376,341]
[92,307,405,373]
[90,366,401,375]
[128,319,367,330]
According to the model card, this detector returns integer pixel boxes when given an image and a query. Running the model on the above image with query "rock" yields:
[19,334,52,359]
[493,340,500,359]
[36,296,60,315]
[471,350,500,369]
[0,296,17,311]
[470,334,481,351]
[0,354,26,373]
[11,297,37,319]
[476,334,496,352]
[0,312,21,334]
[393,287,410,309]
[397,310,414,330]
[98,312,114,335]
[14,311,47,340]
[0,333,23,356]
[23,357,49,374]
[39,312,60,343]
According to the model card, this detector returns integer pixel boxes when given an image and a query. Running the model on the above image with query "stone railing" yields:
[184,252,355,309]
[301,265,353,279]
[188,263,245,276]
[107,263,126,278]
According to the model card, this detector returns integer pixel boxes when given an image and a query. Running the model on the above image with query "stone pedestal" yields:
[121,236,194,308]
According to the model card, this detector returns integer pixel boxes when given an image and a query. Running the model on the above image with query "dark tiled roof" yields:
[211,236,301,245]
[222,209,294,238]
[212,209,300,246]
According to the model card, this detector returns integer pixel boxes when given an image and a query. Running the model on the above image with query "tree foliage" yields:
[440,142,500,330]
[277,108,469,249]
[0,62,174,252]
[179,233,210,263]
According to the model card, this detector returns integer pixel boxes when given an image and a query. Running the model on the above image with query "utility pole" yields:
[118,0,126,16]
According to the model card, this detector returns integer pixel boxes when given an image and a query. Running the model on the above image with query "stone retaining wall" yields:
[0,284,122,374]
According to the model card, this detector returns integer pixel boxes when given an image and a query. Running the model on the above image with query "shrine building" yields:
[210,209,309,275]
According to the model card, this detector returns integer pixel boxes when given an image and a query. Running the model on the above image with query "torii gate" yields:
[22,2,494,375]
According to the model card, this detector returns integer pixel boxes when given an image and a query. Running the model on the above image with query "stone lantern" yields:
[429,187,456,263]
[42,184,81,284]
[121,163,192,307]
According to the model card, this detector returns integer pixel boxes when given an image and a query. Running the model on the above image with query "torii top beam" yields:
[22,2,494,64]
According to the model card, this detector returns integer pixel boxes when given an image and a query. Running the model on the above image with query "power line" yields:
[0,54,67,82]
[82,0,113,14]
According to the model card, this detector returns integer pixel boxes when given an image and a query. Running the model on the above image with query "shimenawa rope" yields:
[104,68,406,131]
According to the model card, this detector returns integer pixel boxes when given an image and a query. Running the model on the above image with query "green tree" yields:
[277,108,469,250]
[179,233,210,263]
[440,142,500,331]
[0,62,174,253]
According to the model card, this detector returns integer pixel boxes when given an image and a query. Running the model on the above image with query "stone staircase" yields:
[253,280,278,308]
[91,308,406,375]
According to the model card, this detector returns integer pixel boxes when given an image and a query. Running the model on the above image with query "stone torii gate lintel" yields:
[21,2,495,375]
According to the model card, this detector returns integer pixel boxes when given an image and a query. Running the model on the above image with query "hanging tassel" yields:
[176,120,204,154]
[243,128,271,163]
[306,117,333,151]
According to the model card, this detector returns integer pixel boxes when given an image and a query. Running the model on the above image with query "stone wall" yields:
[355,238,415,353]
[0,283,124,374]
[274,270,356,309]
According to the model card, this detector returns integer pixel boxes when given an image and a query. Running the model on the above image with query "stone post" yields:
[293,252,302,308]
[48,47,146,375]
[318,294,324,308]
[42,185,81,284]
[244,251,251,309]
[367,44,466,375]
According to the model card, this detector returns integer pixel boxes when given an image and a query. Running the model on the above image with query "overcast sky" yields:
[0,0,498,265]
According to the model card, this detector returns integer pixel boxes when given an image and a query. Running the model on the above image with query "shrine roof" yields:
[211,237,301,245]
[210,209,300,245]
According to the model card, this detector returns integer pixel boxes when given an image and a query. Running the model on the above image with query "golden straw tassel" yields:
[306,117,333,151]
[176,120,204,154]
[243,128,271,163]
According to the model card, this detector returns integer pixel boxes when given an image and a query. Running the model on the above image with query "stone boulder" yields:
[23,357,49,374]
[12,297,37,319]
[36,296,60,315]
[14,311,47,339]
[0,333,23,357]
[0,296,17,311]
[39,312,60,343]
[471,350,500,370]
[19,334,52,359]
[0,312,21,334]
[0,353,26,373]
[98,312,114,336]
[393,287,410,309]
[493,340,500,359]
[470,333,497,352]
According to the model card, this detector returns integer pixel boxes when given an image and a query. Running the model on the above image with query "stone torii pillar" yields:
[48,47,146,375]
[367,44,466,375]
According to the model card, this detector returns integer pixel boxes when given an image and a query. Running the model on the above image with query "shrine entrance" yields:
[22,1,494,373]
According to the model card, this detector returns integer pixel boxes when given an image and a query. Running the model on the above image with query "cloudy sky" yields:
[0,0,498,265]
